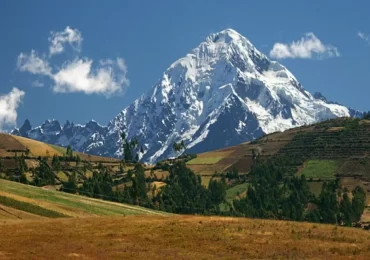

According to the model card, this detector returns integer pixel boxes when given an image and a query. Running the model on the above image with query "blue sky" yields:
[0,0,369,130]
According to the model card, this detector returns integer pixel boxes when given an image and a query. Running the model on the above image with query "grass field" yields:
[56,171,69,182]
[225,183,249,202]
[12,135,62,157]
[0,133,120,163]
[200,176,213,187]
[0,215,370,259]
[187,156,224,165]
[300,160,338,179]
[0,179,166,219]
[0,195,67,218]
[49,144,67,154]
[307,182,324,197]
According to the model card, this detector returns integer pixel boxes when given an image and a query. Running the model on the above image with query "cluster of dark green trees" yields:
[121,133,143,163]
[309,181,366,226]
[61,158,226,214]
[152,162,226,214]
[363,111,370,120]
[232,156,366,226]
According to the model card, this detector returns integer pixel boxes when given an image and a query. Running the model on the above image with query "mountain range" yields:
[12,29,362,163]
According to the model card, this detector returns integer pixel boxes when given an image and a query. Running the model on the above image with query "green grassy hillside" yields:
[0,179,166,220]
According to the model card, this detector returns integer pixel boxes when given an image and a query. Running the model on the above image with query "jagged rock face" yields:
[12,29,362,163]
[12,119,107,153]
[19,119,32,136]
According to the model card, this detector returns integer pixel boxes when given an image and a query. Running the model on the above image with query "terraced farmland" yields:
[184,118,370,217]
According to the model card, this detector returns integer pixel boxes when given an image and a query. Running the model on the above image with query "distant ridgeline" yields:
[1,117,370,228]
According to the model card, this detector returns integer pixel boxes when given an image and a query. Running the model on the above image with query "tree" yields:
[226,165,239,179]
[62,174,78,194]
[130,164,149,204]
[173,141,186,156]
[318,181,339,224]
[363,111,370,120]
[121,132,140,163]
[32,160,56,186]
[76,155,81,165]
[339,193,352,226]
[154,162,212,214]
[119,160,125,173]
[52,155,61,171]
[66,145,73,158]
[351,186,366,222]
[208,178,227,208]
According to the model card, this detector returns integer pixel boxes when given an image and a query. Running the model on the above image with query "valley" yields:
[2,117,370,223]
[1,23,370,259]
[2,117,370,259]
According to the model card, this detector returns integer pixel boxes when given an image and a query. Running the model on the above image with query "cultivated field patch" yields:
[307,182,324,197]
[299,160,338,179]
[187,156,224,165]
[0,195,67,218]
[225,183,249,202]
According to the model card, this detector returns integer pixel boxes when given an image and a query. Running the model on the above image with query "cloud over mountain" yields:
[270,33,340,59]
[0,88,25,131]
[17,26,129,97]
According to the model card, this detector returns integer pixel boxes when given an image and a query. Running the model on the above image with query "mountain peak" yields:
[18,119,32,136]
[313,92,327,102]
[13,29,360,163]
[208,28,243,42]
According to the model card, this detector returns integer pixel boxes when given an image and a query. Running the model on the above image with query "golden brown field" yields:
[12,135,62,157]
[0,133,120,163]
[0,215,370,259]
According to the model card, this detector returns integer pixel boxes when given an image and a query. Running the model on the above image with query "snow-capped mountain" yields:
[12,119,107,152]
[12,29,362,163]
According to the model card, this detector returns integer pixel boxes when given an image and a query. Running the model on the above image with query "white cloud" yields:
[0,88,25,131]
[17,50,52,76]
[358,32,370,44]
[49,26,82,56]
[53,57,129,96]
[32,80,44,87]
[17,26,129,96]
[270,33,340,59]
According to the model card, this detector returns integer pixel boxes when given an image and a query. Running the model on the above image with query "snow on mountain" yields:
[11,119,107,152]
[12,29,362,163]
